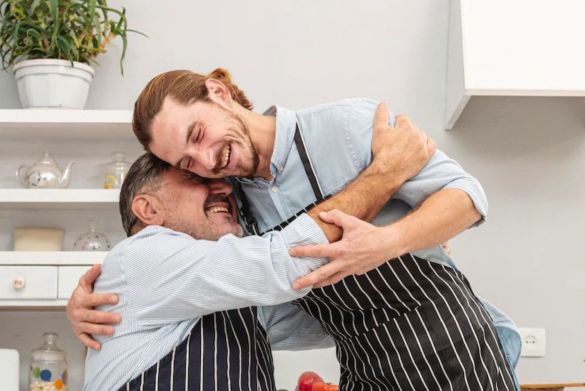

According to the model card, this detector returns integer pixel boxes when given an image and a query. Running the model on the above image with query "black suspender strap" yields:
[232,180,260,235]
[237,122,325,235]
[293,123,324,201]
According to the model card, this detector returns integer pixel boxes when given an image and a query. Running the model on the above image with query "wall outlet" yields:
[519,327,546,357]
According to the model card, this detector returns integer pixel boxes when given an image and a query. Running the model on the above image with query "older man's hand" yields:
[66,264,121,350]
[290,103,436,289]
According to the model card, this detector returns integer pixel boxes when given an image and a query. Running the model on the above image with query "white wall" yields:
[1,0,583,389]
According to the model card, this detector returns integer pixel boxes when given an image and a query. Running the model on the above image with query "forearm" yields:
[133,220,329,324]
[307,162,402,242]
[383,188,481,257]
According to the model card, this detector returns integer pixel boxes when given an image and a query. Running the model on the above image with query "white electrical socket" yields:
[519,328,546,357]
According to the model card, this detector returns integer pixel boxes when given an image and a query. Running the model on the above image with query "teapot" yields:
[16,152,74,188]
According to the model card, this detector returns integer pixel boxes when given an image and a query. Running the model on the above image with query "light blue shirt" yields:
[84,215,333,391]
[237,98,521,368]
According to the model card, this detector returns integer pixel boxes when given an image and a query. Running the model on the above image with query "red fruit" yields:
[312,382,339,391]
[296,371,324,391]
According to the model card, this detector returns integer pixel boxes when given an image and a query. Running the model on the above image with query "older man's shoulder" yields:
[104,225,193,266]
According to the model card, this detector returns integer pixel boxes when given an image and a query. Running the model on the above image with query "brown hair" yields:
[132,68,253,148]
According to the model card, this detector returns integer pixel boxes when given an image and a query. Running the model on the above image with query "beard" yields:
[164,192,244,241]
[170,212,243,241]
[212,111,260,177]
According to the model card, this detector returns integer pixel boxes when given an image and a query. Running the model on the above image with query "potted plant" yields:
[0,0,140,109]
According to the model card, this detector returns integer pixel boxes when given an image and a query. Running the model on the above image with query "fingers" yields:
[396,114,435,158]
[314,271,348,288]
[78,333,102,351]
[427,138,436,155]
[374,102,390,128]
[80,309,121,325]
[83,292,118,308]
[79,264,102,291]
[319,209,358,228]
[76,322,115,337]
[293,261,341,290]
[289,243,339,259]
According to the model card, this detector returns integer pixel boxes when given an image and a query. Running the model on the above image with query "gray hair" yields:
[119,152,171,236]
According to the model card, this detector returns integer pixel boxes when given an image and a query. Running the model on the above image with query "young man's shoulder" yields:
[296,97,379,116]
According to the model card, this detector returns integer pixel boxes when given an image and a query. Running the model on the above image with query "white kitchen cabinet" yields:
[58,266,93,299]
[445,0,585,129]
[0,266,58,300]
[0,109,136,309]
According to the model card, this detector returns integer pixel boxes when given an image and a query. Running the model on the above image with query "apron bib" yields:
[240,123,518,391]
[120,307,275,391]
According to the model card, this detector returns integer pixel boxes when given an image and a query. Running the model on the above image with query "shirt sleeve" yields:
[392,150,489,225]
[123,214,328,327]
[258,303,334,351]
[345,99,488,225]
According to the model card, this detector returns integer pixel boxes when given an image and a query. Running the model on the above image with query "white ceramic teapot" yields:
[16,152,74,188]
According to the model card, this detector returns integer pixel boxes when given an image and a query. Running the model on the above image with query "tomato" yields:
[312,382,339,391]
[296,371,324,391]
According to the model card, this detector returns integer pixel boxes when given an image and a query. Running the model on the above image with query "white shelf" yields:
[0,189,119,208]
[0,251,106,266]
[444,0,585,129]
[0,109,134,140]
[0,300,67,309]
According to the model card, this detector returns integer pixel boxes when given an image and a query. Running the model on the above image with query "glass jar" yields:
[103,152,131,189]
[73,222,111,251]
[29,332,68,391]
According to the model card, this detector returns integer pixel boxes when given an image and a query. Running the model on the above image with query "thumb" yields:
[374,102,390,129]
[79,264,102,291]
[319,209,358,228]
[427,138,436,156]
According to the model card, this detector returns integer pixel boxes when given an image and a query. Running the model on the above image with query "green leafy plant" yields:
[0,0,143,74]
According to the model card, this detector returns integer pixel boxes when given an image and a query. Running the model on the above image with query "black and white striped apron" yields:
[242,124,519,391]
[120,307,276,391]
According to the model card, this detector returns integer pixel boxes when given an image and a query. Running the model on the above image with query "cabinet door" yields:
[58,266,91,299]
[0,266,58,299]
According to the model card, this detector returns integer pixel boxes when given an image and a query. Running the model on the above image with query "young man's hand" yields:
[291,103,435,289]
[370,102,435,182]
[66,264,121,350]
[292,209,391,288]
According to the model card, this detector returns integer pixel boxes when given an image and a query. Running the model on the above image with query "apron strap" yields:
[237,122,326,235]
[232,180,261,235]
[293,123,324,200]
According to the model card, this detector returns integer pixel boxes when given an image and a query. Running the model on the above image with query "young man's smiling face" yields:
[150,97,259,179]
[155,168,243,240]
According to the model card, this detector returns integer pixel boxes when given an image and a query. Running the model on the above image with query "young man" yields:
[84,130,420,390]
[76,69,521,389]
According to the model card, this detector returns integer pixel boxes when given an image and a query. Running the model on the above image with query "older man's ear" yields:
[131,195,165,227]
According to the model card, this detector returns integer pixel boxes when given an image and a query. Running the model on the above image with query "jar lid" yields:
[31,332,67,362]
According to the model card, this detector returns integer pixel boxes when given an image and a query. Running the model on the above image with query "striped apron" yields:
[241,124,519,391]
[119,307,276,391]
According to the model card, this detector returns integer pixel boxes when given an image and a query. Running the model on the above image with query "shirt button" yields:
[277,165,284,173]
[271,186,279,193]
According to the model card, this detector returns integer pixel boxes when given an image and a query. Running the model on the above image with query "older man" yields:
[84,114,424,390]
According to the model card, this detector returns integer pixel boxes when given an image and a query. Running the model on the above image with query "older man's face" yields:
[157,168,243,240]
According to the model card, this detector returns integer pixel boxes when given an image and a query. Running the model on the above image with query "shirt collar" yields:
[262,104,297,177]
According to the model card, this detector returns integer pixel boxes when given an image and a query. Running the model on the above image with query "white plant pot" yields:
[12,59,95,109]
